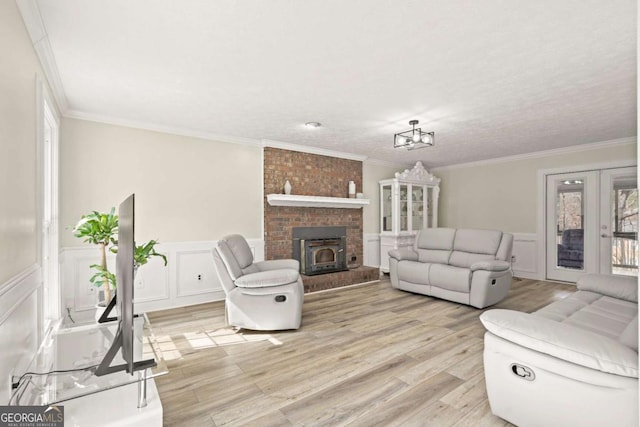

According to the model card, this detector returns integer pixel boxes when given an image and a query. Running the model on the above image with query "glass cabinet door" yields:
[381,184,392,232]
[400,184,409,231]
[412,185,425,231]
[426,187,433,228]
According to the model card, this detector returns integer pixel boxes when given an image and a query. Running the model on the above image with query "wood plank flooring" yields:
[149,277,575,426]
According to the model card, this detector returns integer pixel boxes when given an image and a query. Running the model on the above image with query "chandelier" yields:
[393,120,435,150]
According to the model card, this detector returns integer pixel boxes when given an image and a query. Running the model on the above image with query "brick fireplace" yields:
[263,147,378,292]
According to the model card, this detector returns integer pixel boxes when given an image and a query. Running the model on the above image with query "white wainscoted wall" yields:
[363,232,539,280]
[0,266,42,403]
[363,234,381,270]
[61,239,264,322]
[510,233,538,279]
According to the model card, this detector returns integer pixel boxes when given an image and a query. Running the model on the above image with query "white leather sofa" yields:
[388,228,513,308]
[480,274,638,427]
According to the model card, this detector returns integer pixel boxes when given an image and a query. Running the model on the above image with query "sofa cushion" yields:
[415,228,456,250]
[429,264,471,293]
[415,228,455,264]
[217,240,243,280]
[620,315,639,351]
[453,229,503,254]
[534,290,637,341]
[577,274,638,303]
[449,251,496,269]
[397,261,430,285]
[449,229,503,268]
[224,234,255,269]
[235,269,299,288]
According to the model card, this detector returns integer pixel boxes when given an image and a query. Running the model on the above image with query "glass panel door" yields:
[381,184,392,232]
[600,167,638,276]
[426,187,433,227]
[546,171,598,282]
[412,186,424,231]
[400,184,408,232]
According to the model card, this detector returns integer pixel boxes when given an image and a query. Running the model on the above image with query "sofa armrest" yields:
[470,260,510,272]
[388,248,418,261]
[254,259,300,272]
[480,309,638,378]
[235,269,300,288]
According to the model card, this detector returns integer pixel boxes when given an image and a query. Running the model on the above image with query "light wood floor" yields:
[149,277,575,426]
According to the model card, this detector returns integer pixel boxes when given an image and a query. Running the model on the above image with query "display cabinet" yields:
[379,161,440,272]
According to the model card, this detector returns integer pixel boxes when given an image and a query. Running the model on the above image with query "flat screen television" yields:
[95,194,156,376]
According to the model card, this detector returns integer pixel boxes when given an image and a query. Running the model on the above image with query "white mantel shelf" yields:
[267,194,370,209]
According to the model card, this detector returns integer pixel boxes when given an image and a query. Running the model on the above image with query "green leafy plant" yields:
[134,240,167,268]
[73,208,167,305]
[73,209,118,303]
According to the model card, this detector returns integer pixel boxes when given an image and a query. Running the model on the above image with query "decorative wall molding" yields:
[0,264,41,403]
[16,0,68,114]
[60,239,264,318]
[262,139,368,162]
[66,109,262,147]
[0,264,41,325]
[432,137,637,171]
[363,234,381,269]
[511,233,538,280]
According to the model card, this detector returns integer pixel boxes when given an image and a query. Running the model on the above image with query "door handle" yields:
[601,234,610,238]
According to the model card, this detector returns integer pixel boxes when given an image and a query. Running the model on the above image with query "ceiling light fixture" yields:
[305,122,321,128]
[394,120,435,150]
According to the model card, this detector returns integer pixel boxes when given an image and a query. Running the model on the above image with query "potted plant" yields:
[73,208,167,317]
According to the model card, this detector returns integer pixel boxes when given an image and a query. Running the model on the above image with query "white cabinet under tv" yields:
[379,161,440,273]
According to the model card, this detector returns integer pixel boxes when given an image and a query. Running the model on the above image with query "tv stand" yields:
[10,314,167,413]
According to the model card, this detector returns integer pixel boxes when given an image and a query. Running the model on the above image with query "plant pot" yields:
[95,302,107,322]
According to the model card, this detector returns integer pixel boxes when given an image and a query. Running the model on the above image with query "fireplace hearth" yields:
[293,226,348,275]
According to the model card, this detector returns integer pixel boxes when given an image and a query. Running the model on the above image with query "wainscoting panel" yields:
[511,233,538,279]
[363,233,381,268]
[176,250,220,297]
[134,255,170,303]
[0,265,41,404]
[60,238,265,319]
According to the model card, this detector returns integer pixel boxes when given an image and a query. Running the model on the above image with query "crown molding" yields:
[65,109,262,146]
[432,137,637,171]
[16,0,69,114]
[262,139,368,162]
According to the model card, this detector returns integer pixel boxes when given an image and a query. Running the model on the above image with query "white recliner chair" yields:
[212,234,304,330]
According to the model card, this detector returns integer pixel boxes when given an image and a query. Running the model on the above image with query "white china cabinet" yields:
[379,161,440,272]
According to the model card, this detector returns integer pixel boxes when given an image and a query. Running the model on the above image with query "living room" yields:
[2,0,637,425]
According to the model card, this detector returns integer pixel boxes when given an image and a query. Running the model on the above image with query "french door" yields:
[546,167,638,282]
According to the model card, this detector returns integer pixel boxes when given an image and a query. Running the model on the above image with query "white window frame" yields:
[36,76,60,338]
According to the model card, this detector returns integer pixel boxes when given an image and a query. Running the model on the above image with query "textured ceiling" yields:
[34,0,636,167]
